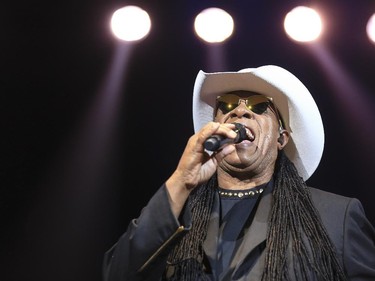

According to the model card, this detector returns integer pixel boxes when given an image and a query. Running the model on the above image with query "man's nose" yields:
[230,101,253,119]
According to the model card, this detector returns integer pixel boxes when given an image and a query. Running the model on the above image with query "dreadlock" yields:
[261,150,347,281]
[164,175,217,281]
[164,151,347,281]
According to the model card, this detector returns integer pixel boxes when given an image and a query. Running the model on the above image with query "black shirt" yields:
[215,180,273,278]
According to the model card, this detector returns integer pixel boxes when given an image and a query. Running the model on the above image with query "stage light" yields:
[111,6,151,42]
[366,13,375,44]
[284,6,323,43]
[194,8,234,44]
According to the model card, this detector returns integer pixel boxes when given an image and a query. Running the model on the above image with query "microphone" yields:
[204,123,247,151]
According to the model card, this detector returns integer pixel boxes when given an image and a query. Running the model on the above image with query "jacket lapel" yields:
[232,189,271,261]
[226,189,271,279]
[203,187,272,279]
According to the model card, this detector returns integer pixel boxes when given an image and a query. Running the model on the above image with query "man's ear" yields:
[277,129,290,150]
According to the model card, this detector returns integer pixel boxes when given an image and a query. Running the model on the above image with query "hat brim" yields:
[192,65,324,180]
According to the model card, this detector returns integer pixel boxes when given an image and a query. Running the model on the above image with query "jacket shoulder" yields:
[308,187,353,209]
[307,187,355,252]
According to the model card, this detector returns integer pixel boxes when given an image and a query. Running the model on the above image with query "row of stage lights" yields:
[110,6,375,45]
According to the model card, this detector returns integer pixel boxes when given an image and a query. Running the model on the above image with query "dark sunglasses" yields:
[215,94,274,114]
[215,94,284,130]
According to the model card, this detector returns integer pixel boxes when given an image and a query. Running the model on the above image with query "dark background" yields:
[2,0,375,280]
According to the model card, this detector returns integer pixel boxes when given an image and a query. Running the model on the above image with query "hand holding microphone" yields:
[204,123,247,151]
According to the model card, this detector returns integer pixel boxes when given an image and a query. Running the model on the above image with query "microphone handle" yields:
[204,123,246,151]
[204,135,230,151]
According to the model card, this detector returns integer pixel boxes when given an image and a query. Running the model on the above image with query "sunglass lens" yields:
[248,102,269,114]
[217,101,236,114]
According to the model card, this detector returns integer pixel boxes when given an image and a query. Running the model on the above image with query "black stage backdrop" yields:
[2,1,375,280]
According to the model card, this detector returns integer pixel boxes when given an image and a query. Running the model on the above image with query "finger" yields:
[197,122,238,147]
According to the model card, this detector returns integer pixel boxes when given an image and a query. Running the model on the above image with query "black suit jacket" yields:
[103,184,375,281]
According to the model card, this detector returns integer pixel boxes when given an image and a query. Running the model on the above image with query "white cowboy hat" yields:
[192,65,324,180]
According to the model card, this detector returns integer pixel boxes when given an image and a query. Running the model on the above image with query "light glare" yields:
[194,8,234,43]
[284,6,323,42]
[366,14,375,44]
[111,6,151,42]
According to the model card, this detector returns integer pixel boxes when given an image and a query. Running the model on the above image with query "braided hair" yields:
[164,176,217,281]
[165,151,347,281]
[262,151,347,281]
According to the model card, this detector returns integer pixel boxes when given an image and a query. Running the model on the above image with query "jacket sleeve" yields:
[103,184,192,281]
[343,198,375,280]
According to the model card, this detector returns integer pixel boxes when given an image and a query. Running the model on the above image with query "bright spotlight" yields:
[194,8,234,44]
[111,6,151,42]
[366,13,375,44]
[284,6,323,43]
